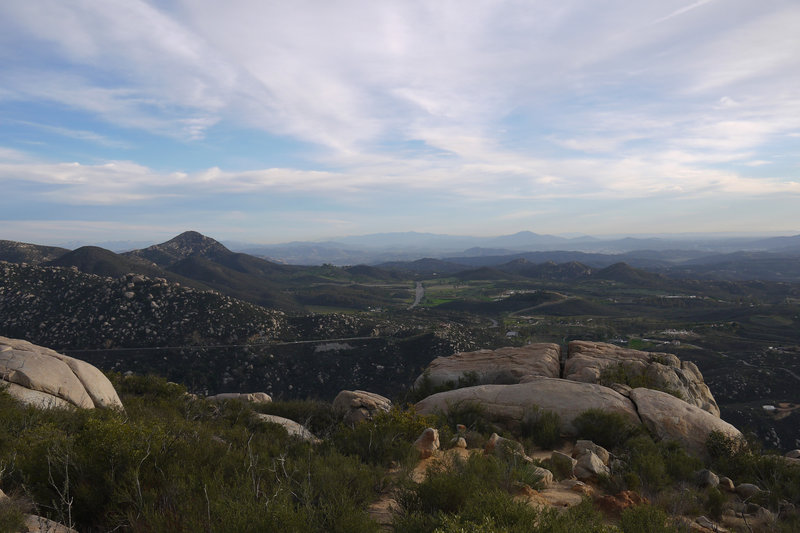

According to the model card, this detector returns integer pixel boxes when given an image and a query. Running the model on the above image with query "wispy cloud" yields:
[1,0,799,241]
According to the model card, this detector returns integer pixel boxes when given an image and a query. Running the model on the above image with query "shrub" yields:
[404,371,481,404]
[520,405,562,449]
[705,487,725,521]
[395,452,546,532]
[599,362,684,400]
[255,399,339,436]
[331,407,434,466]
[0,493,29,533]
[440,400,494,435]
[619,504,679,533]
[572,409,639,450]
[706,431,800,510]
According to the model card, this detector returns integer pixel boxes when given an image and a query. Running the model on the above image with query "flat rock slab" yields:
[415,343,561,388]
[629,388,741,458]
[416,376,640,435]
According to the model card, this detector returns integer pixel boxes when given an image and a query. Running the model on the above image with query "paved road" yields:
[409,282,424,309]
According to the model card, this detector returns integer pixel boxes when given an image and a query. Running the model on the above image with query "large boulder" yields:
[333,390,392,424]
[0,336,122,410]
[252,413,319,443]
[565,341,719,416]
[415,343,561,388]
[629,388,741,457]
[416,377,640,435]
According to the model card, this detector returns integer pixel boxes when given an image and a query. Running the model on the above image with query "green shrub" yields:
[332,407,434,466]
[440,400,494,435]
[706,431,800,510]
[705,487,725,521]
[255,399,339,436]
[520,405,562,449]
[396,452,546,531]
[572,409,639,449]
[619,504,679,533]
[0,493,28,533]
[599,363,684,400]
[405,371,481,404]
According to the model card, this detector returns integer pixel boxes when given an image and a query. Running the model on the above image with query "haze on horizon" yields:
[1,0,799,246]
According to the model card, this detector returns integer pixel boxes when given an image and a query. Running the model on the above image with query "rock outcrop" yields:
[414,343,561,388]
[414,428,440,458]
[415,376,641,435]
[0,336,123,410]
[628,388,741,457]
[333,390,392,424]
[565,341,719,416]
[414,342,740,459]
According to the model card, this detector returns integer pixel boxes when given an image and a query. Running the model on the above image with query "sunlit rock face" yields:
[0,336,123,410]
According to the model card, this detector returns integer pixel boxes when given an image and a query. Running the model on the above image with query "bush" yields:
[0,493,28,533]
[439,400,494,435]
[331,407,434,466]
[572,409,639,450]
[404,371,481,404]
[599,363,684,400]
[619,504,679,533]
[706,431,800,510]
[520,405,562,449]
[255,399,339,436]
[705,487,725,521]
[395,452,546,532]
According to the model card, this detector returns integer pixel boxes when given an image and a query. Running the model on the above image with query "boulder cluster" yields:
[414,341,741,457]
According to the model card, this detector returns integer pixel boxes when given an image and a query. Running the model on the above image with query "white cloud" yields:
[1,1,800,239]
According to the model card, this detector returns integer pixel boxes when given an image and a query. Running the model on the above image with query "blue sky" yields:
[1,0,799,245]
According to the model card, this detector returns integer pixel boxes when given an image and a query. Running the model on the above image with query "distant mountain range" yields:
[231,231,800,267]
[2,230,800,307]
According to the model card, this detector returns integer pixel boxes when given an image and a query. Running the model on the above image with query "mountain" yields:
[595,262,669,286]
[125,230,231,266]
[0,239,69,264]
[46,246,178,280]
[497,259,594,280]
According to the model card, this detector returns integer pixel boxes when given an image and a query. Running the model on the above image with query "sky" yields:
[1,0,799,246]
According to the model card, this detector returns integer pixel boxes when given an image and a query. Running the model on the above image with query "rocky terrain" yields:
[415,342,740,457]
[2,337,797,533]
[0,261,287,350]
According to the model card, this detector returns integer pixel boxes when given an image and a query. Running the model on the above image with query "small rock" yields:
[575,450,610,481]
[718,476,735,492]
[594,491,646,517]
[533,466,554,486]
[695,469,720,488]
[696,515,727,532]
[24,514,78,533]
[573,440,610,465]
[755,506,776,523]
[786,449,800,459]
[452,436,467,449]
[414,428,440,459]
[549,450,577,478]
[735,483,761,500]
[485,433,531,462]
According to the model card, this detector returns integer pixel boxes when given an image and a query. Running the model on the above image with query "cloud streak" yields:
[1,0,799,241]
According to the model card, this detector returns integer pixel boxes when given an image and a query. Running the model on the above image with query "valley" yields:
[1,231,799,452]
